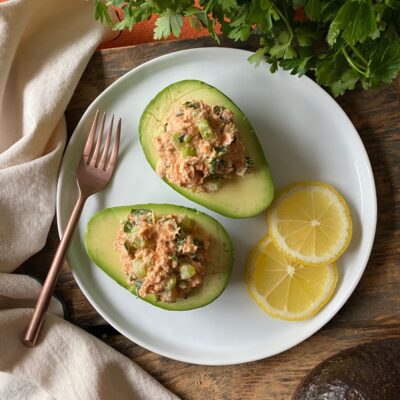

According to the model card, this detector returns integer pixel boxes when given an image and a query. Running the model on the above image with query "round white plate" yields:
[57,47,376,365]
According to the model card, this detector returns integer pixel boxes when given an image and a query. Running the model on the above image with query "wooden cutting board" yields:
[18,36,400,399]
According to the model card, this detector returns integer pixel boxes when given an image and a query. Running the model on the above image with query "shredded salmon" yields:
[155,101,252,192]
[114,209,210,303]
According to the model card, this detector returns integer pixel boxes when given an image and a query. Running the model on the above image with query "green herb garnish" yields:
[245,156,254,168]
[178,134,185,143]
[131,208,152,224]
[184,101,199,109]
[134,280,143,298]
[176,236,186,252]
[94,1,400,97]
[212,105,222,115]
[214,146,228,155]
[209,158,218,175]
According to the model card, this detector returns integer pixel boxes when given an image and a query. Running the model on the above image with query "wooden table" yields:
[18,37,400,399]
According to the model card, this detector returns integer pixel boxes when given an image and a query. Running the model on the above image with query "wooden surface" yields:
[18,36,400,399]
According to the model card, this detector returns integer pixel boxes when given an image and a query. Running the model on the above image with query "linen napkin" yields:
[0,1,179,399]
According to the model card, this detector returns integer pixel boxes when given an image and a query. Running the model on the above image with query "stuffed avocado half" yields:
[139,80,274,218]
[84,204,234,311]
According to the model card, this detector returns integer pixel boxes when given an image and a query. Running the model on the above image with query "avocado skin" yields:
[292,338,400,400]
[84,204,234,311]
[139,79,274,219]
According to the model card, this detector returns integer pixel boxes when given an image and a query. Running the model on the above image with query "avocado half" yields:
[139,80,274,218]
[292,338,400,399]
[84,204,234,311]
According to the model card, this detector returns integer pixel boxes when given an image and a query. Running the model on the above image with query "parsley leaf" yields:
[281,56,316,77]
[295,27,321,47]
[248,48,267,67]
[154,9,183,39]
[93,0,400,97]
[330,69,359,97]
[368,42,400,87]
[228,11,251,41]
[217,0,238,12]
[327,0,377,46]
[94,0,112,25]
[304,0,321,21]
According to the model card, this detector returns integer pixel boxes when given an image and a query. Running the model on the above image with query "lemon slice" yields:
[245,236,338,321]
[268,182,352,265]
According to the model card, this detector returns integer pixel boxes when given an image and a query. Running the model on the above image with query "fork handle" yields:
[23,193,86,347]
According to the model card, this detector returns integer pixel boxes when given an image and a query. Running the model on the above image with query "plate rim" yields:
[56,46,377,365]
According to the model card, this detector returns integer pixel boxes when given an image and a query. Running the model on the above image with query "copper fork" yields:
[23,110,121,347]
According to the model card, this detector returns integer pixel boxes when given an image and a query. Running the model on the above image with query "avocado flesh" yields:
[292,338,400,400]
[139,80,274,218]
[84,204,234,311]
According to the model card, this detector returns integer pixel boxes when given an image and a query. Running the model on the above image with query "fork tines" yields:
[83,109,121,172]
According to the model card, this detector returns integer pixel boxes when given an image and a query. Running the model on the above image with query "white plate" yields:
[57,48,376,365]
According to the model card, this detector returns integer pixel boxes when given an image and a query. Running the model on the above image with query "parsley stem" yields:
[349,44,368,66]
[274,6,293,42]
[204,0,212,13]
[341,46,368,76]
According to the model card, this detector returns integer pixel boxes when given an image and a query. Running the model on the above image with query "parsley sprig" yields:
[94,0,400,96]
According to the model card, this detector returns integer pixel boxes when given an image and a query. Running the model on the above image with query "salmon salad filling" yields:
[114,208,211,302]
[155,100,254,192]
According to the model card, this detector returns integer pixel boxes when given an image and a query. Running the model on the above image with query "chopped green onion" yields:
[180,216,195,232]
[179,263,196,280]
[172,132,183,149]
[181,146,197,158]
[132,238,141,249]
[140,238,150,249]
[124,241,131,251]
[132,259,147,279]
[123,221,134,233]
[172,132,196,158]
[196,118,215,140]
[165,274,177,291]
[163,123,168,132]
[183,134,192,144]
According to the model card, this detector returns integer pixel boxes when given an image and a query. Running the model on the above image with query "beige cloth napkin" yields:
[0,1,179,399]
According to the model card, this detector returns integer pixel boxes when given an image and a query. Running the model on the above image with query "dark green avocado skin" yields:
[292,338,400,400]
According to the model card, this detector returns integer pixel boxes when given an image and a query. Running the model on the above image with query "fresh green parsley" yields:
[94,0,400,96]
